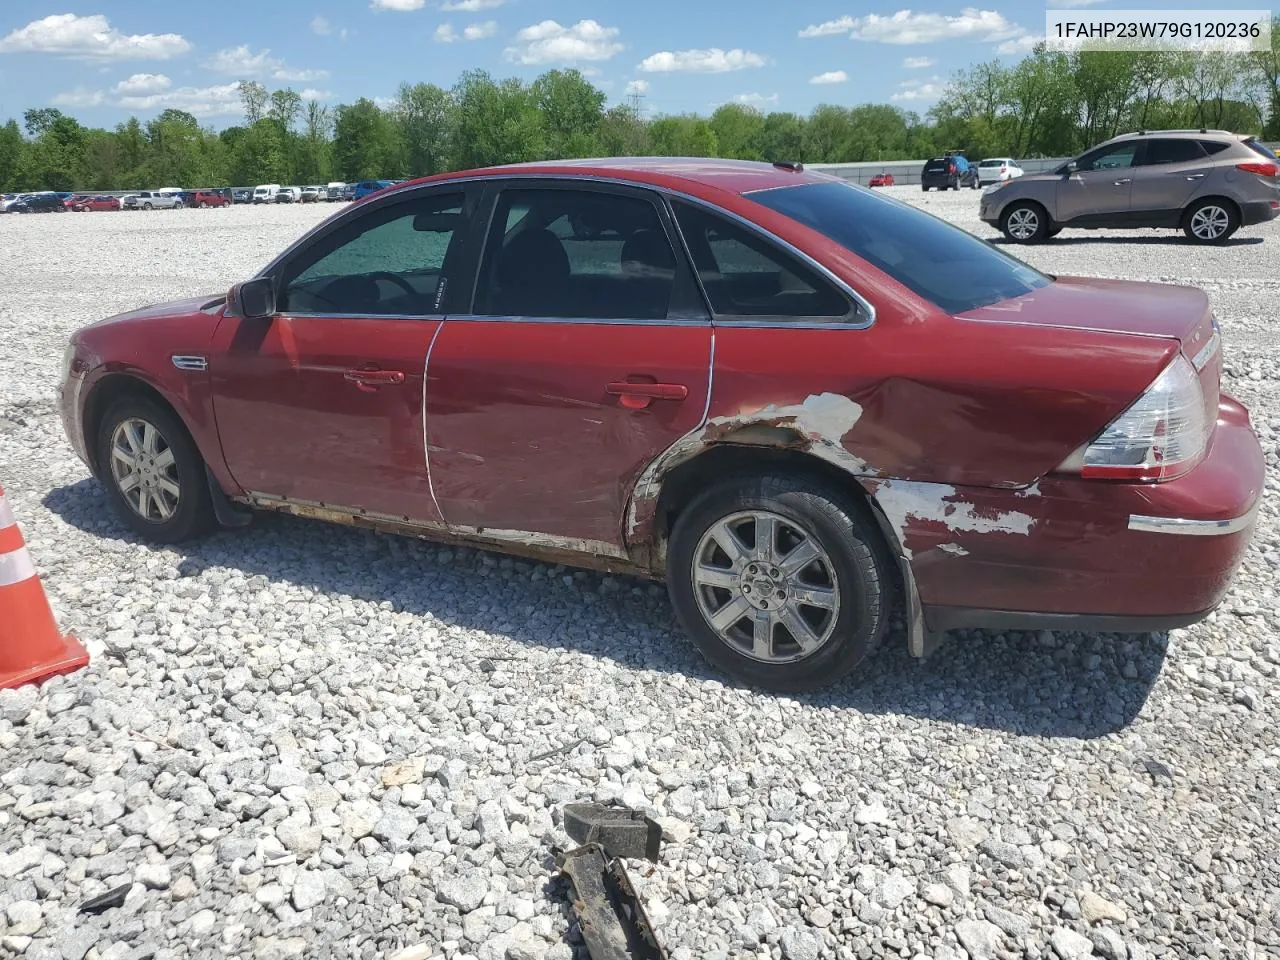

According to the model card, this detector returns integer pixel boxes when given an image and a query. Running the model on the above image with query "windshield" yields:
[748,180,1052,314]
[979,159,1005,167]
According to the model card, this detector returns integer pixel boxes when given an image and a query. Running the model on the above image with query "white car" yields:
[275,186,302,203]
[977,158,1024,186]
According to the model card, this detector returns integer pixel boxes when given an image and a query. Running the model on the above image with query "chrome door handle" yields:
[1113,178,1132,185]
[1185,173,1206,180]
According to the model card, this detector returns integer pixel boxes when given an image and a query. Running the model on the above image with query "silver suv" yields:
[980,130,1280,244]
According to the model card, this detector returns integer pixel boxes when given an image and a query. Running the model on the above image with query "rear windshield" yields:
[749,180,1051,314]
[1247,139,1278,161]
[979,159,1006,167]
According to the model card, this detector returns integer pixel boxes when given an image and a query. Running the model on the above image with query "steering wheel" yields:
[367,271,420,300]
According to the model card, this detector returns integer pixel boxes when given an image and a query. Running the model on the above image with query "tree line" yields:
[1,27,1276,193]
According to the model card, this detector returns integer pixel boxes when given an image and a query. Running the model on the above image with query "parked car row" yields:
[3,179,411,214]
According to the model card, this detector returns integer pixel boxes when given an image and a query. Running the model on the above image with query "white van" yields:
[252,184,281,204]
[274,186,302,203]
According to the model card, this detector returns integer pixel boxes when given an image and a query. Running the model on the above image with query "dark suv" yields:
[10,193,67,213]
[921,154,978,191]
[981,129,1280,244]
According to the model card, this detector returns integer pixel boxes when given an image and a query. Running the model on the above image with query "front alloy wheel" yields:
[1001,202,1048,243]
[666,473,891,692]
[110,418,181,522]
[97,396,214,542]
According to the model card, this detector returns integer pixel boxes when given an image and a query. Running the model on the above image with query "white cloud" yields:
[464,21,498,40]
[624,79,649,95]
[891,76,943,102]
[371,0,425,9]
[435,24,459,42]
[903,55,936,68]
[113,72,171,95]
[206,45,283,75]
[504,19,622,65]
[799,16,857,38]
[311,15,333,35]
[996,33,1040,54]
[809,70,848,84]
[638,48,767,73]
[734,93,778,108]
[442,0,505,9]
[273,67,330,82]
[0,13,190,60]
[298,88,334,101]
[52,87,106,108]
[812,8,1025,45]
[117,81,245,116]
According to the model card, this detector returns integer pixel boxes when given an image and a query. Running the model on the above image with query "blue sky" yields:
[0,1,1214,128]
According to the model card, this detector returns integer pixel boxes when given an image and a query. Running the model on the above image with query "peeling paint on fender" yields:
[625,392,872,541]
[871,479,1036,559]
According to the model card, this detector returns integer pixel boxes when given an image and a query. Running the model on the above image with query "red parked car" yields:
[72,195,122,212]
[868,172,895,187]
[192,189,231,208]
[59,158,1264,691]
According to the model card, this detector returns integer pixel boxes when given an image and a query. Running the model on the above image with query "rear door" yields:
[424,178,712,547]
[211,185,478,522]
[1128,137,1215,218]
[1055,140,1141,223]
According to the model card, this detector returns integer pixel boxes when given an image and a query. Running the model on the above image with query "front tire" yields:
[1000,201,1049,243]
[96,396,214,543]
[1183,199,1238,244]
[666,473,892,693]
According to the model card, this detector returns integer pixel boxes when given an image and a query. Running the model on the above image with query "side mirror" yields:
[231,277,276,319]
[1062,161,1078,176]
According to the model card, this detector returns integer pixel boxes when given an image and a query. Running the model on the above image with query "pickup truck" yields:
[124,191,184,210]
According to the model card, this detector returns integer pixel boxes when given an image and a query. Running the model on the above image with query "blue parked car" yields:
[351,179,396,200]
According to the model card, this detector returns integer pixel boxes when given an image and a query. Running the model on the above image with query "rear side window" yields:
[474,187,679,320]
[749,180,1050,315]
[1199,140,1231,156]
[672,201,854,321]
[1142,139,1207,165]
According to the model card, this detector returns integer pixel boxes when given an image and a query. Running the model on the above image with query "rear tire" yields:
[921,185,929,192]
[1000,201,1049,243]
[96,396,214,543]
[665,473,892,693]
[1183,199,1238,244]
[143,202,152,210]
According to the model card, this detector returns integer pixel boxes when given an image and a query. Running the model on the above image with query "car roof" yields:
[390,157,833,199]
[1102,129,1247,145]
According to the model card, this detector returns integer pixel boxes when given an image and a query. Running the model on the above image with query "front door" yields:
[211,187,476,522]
[1055,140,1142,223]
[425,180,713,547]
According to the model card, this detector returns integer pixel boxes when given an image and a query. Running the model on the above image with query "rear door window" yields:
[749,180,1050,315]
[1199,140,1231,156]
[473,186,682,321]
[1142,139,1207,165]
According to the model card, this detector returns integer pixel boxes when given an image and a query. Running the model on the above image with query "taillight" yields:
[1064,355,1208,482]
[1236,161,1279,178]
[948,163,956,174]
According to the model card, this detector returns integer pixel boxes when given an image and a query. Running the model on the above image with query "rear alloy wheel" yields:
[1183,200,1238,244]
[666,473,891,692]
[142,202,153,210]
[173,200,184,210]
[1001,202,1049,243]
[97,397,213,543]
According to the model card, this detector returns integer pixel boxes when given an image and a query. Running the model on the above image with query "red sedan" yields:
[71,196,122,212]
[868,172,895,187]
[58,158,1264,691]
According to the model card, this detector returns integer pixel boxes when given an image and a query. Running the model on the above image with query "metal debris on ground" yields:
[556,803,667,960]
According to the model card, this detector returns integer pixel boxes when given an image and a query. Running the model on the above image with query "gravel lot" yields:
[1,192,1278,960]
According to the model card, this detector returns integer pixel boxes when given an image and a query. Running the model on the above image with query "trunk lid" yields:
[956,275,1214,345]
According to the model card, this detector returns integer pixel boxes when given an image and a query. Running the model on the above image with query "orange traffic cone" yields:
[0,485,89,690]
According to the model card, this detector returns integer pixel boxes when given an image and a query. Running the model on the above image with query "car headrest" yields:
[498,229,570,288]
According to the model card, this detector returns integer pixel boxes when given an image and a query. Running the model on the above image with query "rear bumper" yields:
[1240,199,1280,226]
[876,395,1265,630]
